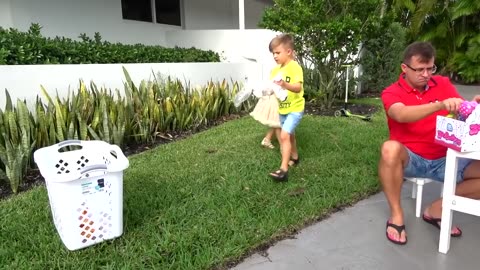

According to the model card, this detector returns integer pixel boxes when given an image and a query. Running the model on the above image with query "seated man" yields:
[379,41,480,245]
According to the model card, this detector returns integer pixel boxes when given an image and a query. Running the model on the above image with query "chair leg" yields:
[416,181,424,218]
[412,181,417,199]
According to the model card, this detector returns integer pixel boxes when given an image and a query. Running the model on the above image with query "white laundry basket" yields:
[33,140,129,251]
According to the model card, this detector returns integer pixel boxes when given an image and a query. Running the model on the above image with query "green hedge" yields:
[0,23,220,65]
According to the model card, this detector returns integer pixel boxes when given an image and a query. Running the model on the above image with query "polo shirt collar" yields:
[397,73,437,93]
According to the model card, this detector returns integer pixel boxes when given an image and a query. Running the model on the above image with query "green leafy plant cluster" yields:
[359,21,406,93]
[0,68,252,194]
[260,0,384,108]
[386,0,480,83]
[0,24,220,65]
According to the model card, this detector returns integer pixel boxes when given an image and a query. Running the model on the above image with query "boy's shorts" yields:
[404,148,473,183]
[280,112,303,134]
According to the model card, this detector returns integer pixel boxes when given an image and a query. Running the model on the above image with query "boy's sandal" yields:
[269,169,288,182]
[288,157,300,167]
[261,139,275,149]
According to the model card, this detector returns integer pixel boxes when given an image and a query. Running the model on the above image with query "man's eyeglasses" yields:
[404,63,437,74]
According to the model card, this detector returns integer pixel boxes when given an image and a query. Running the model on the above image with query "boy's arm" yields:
[275,81,302,93]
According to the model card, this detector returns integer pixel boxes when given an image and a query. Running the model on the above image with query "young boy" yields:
[267,34,304,182]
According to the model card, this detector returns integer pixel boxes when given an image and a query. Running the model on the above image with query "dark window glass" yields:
[121,0,153,22]
[155,0,181,26]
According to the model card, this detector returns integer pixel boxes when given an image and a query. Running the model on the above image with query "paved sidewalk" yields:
[232,84,480,270]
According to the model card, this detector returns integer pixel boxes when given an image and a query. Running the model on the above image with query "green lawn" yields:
[0,100,388,269]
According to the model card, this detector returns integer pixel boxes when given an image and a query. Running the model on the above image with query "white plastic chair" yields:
[404,177,435,217]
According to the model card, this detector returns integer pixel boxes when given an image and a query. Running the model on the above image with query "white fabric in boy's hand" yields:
[249,81,287,101]
[271,73,287,101]
[272,86,287,102]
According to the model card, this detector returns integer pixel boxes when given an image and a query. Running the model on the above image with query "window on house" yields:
[121,0,152,23]
[121,0,181,26]
[155,0,181,26]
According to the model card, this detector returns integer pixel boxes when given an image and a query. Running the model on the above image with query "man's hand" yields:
[472,95,480,103]
[441,98,464,113]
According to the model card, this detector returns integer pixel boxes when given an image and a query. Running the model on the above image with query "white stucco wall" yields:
[0,63,264,108]
[3,0,272,45]
[0,0,13,28]
[165,29,279,78]
[183,0,238,30]
[7,0,172,45]
[183,0,271,30]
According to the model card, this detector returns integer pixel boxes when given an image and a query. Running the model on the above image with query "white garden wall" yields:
[0,63,264,109]
[165,29,278,76]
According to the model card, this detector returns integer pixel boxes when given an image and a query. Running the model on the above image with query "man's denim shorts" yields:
[280,112,303,134]
[404,148,472,183]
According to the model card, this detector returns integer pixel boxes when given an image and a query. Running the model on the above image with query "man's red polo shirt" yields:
[381,74,462,159]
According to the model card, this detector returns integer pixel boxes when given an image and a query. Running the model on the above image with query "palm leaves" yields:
[387,0,480,82]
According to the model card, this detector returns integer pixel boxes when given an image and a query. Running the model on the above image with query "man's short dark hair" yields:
[403,41,436,64]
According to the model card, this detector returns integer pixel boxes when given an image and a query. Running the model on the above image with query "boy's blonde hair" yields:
[269,34,295,52]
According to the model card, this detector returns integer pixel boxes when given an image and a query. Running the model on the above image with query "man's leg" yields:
[426,160,480,219]
[378,140,409,242]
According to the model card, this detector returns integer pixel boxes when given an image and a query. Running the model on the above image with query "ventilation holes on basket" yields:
[55,159,71,174]
[76,156,89,170]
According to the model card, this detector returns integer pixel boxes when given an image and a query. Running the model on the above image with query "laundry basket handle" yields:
[58,140,82,148]
[80,164,108,175]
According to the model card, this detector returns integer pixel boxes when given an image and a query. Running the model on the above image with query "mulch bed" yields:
[0,99,380,200]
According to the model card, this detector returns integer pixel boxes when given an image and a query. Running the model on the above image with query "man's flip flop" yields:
[422,213,462,237]
[386,220,407,245]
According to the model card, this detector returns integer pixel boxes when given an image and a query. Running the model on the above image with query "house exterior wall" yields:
[165,29,278,77]
[1,0,272,45]
[244,0,271,29]
[5,0,170,45]
[183,0,238,30]
[0,0,13,28]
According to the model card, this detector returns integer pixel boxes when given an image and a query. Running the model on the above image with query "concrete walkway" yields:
[232,84,480,270]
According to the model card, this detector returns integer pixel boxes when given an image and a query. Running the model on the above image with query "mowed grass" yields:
[0,100,388,269]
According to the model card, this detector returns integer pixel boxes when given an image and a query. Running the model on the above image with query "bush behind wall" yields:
[0,23,220,65]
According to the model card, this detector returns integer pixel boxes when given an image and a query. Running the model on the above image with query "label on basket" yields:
[81,178,105,195]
